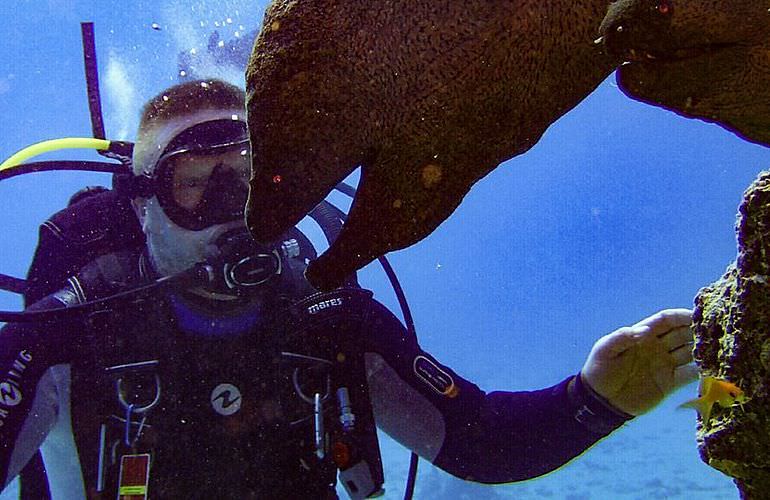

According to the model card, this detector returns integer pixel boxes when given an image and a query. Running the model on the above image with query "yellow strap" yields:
[0,137,111,171]
[118,485,147,495]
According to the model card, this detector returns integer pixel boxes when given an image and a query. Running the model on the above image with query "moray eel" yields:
[246,0,623,290]
[599,0,770,147]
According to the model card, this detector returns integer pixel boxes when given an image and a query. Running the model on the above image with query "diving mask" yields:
[132,119,251,231]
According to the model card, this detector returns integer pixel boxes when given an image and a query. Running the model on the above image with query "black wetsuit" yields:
[0,248,632,498]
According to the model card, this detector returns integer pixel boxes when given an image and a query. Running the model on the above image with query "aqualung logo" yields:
[0,350,32,427]
[307,297,343,315]
[211,383,242,416]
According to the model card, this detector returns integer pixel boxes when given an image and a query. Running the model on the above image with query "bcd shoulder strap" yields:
[25,189,144,306]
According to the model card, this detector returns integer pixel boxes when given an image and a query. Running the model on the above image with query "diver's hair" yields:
[139,79,245,127]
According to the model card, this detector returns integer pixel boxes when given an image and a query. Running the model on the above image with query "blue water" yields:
[2,1,766,498]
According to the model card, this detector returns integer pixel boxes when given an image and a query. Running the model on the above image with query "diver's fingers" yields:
[634,308,693,337]
[599,326,648,356]
[660,325,695,351]
[673,363,699,388]
[669,342,694,366]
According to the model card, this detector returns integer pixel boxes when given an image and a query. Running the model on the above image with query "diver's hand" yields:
[580,308,698,416]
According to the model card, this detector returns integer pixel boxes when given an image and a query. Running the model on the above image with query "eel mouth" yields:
[620,42,736,64]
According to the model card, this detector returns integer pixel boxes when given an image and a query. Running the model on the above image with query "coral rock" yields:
[693,170,770,499]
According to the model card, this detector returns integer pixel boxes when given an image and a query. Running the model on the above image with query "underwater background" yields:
[1,1,768,498]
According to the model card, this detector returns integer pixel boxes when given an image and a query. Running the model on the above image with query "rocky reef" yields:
[693,170,770,499]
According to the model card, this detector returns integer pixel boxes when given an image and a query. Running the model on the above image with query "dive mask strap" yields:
[114,173,156,199]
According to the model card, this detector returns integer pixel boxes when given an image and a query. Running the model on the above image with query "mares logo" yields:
[307,297,343,315]
[0,350,32,426]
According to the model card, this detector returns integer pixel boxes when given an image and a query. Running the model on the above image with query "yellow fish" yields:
[679,376,749,425]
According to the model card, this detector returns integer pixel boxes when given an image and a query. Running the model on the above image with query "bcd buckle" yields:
[282,350,385,499]
[97,360,161,497]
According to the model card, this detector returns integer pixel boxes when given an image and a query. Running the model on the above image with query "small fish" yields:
[679,376,749,425]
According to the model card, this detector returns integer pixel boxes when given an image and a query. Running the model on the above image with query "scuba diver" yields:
[0,79,697,499]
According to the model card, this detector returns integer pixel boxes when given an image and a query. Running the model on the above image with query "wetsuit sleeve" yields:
[362,299,633,483]
[0,295,75,489]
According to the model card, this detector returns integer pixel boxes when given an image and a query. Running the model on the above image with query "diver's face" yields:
[153,141,251,232]
[170,146,251,211]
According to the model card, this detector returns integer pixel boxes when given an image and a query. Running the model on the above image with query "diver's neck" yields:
[185,286,242,302]
[175,286,258,316]
[141,251,245,303]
